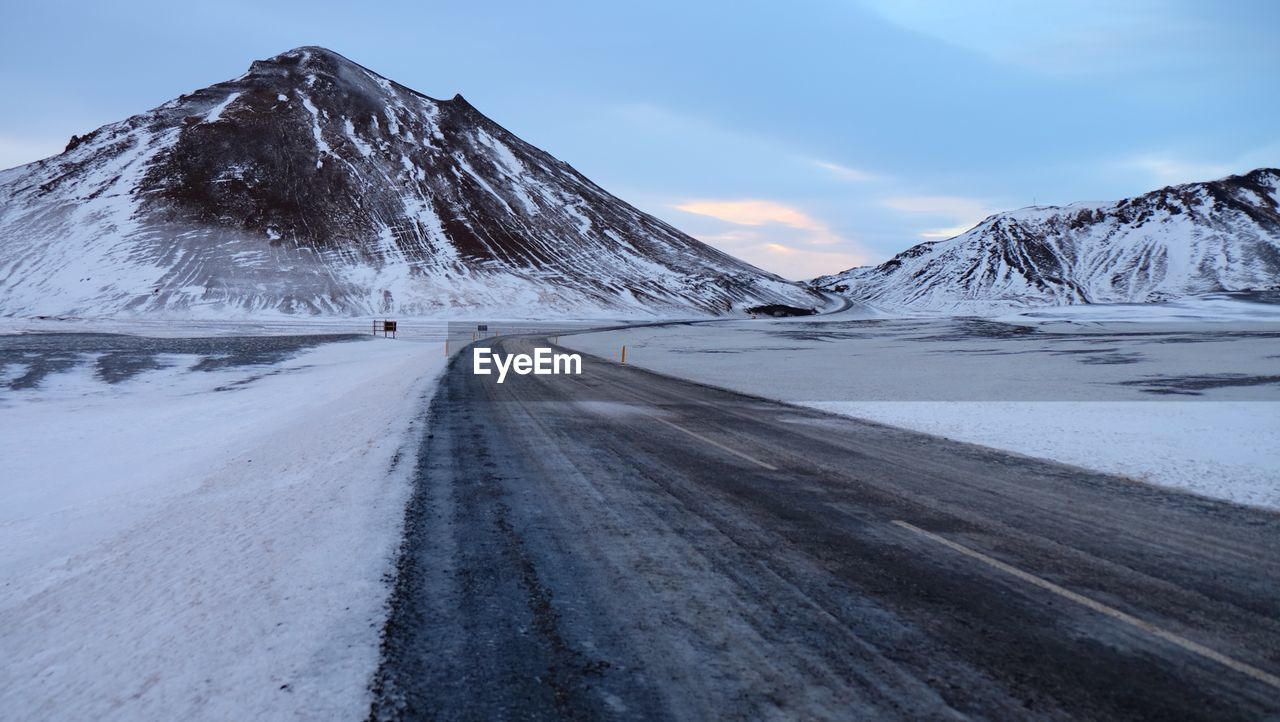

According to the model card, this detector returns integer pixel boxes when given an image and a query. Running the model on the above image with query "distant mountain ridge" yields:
[0,46,825,318]
[813,169,1280,312]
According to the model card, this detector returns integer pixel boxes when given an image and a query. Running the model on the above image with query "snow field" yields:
[0,337,446,720]
[807,401,1280,510]
[562,307,1280,510]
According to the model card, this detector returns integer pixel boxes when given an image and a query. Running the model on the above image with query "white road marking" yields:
[892,519,1280,691]
[650,416,778,471]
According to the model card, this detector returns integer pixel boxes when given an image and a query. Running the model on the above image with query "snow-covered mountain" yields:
[813,169,1280,313]
[0,46,823,318]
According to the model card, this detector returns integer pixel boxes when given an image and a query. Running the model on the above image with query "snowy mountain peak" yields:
[813,169,1280,313]
[249,46,379,81]
[0,47,822,318]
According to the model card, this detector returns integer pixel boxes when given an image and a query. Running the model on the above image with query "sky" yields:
[1,1,1276,279]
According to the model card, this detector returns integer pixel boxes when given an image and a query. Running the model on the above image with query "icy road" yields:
[369,333,1280,720]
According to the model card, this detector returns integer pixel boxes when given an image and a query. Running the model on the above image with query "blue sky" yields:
[2,1,1276,279]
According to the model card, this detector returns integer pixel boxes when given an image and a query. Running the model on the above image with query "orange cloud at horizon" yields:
[671,198,870,279]
[673,199,831,237]
[694,230,869,280]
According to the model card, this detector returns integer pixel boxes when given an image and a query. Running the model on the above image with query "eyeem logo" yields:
[473,347,582,383]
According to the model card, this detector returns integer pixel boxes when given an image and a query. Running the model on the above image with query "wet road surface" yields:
[369,334,1280,720]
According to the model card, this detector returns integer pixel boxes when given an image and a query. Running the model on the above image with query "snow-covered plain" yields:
[0,333,446,720]
[0,314,621,341]
[562,297,1280,509]
[805,401,1279,509]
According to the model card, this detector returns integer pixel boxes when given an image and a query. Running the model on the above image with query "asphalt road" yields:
[369,334,1280,721]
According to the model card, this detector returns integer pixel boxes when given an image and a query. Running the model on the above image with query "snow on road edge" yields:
[0,339,447,720]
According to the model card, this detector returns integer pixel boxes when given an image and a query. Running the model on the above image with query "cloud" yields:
[697,230,870,280]
[857,0,1204,76]
[671,199,871,278]
[673,199,840,244]
[811,159,879,182]
[915,224,980,240]
[880,195,996,240]
[675,199,819,228]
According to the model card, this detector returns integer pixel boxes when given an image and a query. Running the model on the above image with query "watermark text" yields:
[473,347,582,383]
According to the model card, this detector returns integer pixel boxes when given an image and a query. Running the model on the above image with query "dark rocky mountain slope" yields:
[0,46,824,318]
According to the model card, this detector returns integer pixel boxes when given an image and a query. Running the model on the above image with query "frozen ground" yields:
[804,401,1278,509]
[0,332,446,720]
[0,314,610,340]
[562,295,1280,509]
[994,290,1280,325]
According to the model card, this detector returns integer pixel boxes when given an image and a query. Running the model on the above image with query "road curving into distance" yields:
[368,332,1280,721]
